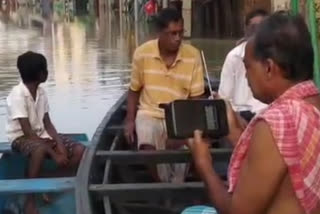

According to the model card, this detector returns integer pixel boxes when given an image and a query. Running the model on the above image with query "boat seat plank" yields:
[95,149,232,164]
[0,177,75,194]
[89,182,205,200]
[106,125,123,132]
[0,141,90,153]
[0,142,12,153]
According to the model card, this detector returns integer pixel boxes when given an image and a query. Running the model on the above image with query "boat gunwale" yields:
[75,92,127,214]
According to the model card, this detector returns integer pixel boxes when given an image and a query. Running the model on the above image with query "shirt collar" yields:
[18,81,44,99]
[239,41,247,58]
[152,39,183,64]
[278,80,319,101]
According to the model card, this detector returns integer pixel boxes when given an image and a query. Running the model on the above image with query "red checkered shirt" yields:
[228,80,320,213]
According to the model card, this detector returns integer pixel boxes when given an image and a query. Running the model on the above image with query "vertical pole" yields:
[291,0,299,14]
[107,3,112,48]
[134,0,139,46]
[163,0,168,8]
[308,0,320,87]
[119,0,123,14]
[107,0,111,11]
[134,0,138,22]
[182,0,192,38]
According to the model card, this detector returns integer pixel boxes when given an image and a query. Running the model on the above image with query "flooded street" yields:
[0,6,234,141]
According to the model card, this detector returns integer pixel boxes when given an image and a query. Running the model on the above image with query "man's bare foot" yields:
[24,197,39,214]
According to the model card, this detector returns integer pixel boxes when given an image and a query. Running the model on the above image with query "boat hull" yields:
[76,93,232,214]
[0,134,89,214]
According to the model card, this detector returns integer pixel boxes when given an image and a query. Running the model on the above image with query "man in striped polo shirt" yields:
[125,8,204,182]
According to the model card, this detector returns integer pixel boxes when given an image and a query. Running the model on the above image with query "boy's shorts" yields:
[12,134,76,158]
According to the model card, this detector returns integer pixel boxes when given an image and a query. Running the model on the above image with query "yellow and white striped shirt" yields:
[130,39,204,118]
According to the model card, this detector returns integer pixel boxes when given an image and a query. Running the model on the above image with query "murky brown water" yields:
[0,6,234,141]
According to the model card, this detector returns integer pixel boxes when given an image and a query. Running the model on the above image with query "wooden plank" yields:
[103,134,120,214]
[0,141,90,153]
[75,149,92,214]
[103,198,112,214]
[95,149,232,164]
[89,182,205,200]
[75,93,127,214]
[106,125,123,132]
[0,142,12,153]
[0,177,74,194]
[102,135,119,183]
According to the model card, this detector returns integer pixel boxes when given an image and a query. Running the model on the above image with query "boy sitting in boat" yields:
[5,51,85,214]
[125,8,205,182]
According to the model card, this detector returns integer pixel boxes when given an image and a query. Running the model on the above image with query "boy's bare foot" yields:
[24,197,39,214]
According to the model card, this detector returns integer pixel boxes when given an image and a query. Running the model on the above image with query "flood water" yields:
[0,5,235,141]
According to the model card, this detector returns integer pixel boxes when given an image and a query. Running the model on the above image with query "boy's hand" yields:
[56,142,68,155]
[54,136,67,153]
[54,153,69,167]
[26,137,48,145]
[55,140,69,165]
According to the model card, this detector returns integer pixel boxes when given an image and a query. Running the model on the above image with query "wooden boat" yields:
[76,91,232,214]
[0,134,90,214]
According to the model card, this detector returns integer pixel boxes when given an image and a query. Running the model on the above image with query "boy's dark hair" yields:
[245,9,269,26]
[253,12,314,81]
[155,8,183,31]
[17,51,48,83]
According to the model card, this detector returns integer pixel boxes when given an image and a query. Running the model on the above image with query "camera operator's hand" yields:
[187,130,213,178]
[124,119,136,144]
[210,92,246,147]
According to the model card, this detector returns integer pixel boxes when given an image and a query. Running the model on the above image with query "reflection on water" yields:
[0,5,234,141]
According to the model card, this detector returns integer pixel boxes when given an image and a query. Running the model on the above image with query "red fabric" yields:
[144,0,157,16]
[228,81,320,213]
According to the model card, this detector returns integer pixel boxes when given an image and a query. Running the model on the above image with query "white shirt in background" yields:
[218,42,267,113]
[6,82,51,143]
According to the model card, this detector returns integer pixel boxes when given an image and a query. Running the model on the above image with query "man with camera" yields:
[184,12,320,214]
[125,8,204,182]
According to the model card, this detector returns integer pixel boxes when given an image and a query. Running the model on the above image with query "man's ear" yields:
[265,58,275,80]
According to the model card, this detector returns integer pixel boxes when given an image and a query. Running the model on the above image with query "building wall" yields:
[191,0,244,38]
[271,0,290,11]
[244,0,271,15]
[190,0,319,39]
